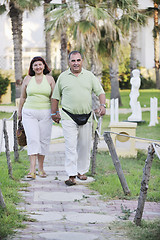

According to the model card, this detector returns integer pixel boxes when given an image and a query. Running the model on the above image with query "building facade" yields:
[0,5,61,72]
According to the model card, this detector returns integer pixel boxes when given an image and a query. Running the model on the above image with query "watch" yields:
[100,104,106,108]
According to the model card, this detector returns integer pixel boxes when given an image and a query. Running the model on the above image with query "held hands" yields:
[51,111,61,123]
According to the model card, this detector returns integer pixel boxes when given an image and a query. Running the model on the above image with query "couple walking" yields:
[18,51,106,186]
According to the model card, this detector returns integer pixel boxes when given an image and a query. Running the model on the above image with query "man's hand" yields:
[98,105,106,116]
[51,112,61,123]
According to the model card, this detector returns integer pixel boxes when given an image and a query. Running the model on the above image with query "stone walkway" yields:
[1,105,160,239]
[7,141,160,240]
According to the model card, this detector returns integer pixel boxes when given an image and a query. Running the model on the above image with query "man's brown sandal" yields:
[77,173,87,180]
[65,176,76,186]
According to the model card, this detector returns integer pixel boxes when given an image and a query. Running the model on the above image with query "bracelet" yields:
[100,104,106,108]
[51,113,56,116]
[56,111,59,113]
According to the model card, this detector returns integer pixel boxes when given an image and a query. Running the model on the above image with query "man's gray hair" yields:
[68,51,83,60]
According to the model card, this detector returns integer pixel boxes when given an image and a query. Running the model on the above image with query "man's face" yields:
[69,53,82,74]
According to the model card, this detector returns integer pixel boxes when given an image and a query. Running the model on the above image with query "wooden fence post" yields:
[0,186,6,208]
[103,132,130,195]
[134,144,155,226]
[91,117,102,175]
[13,111,19,161]
[3,119,13,179]
[91,129,99,175]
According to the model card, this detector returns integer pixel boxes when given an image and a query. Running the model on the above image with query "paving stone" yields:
[38,232,100,240]
[34,191,85,202]
[64,212,117,223]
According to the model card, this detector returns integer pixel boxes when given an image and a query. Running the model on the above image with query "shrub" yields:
[51,69,61,82]
[0,73,10,100]
[101,69,111,92]
[140,75,156,89]
[119,58,131,89]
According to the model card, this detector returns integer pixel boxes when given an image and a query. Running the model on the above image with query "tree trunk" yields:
[109,60,122,106]
[130,23,138,72]
[0,187,6,208]
[90,42,102,111]
[103,132,130,195]
[60,31,68,72]
[134,144,155,226]
[9,2,23,98]
[44,1,52,69]
[3,119,13,179]
[60,0,68,72]
[13,111,19,161]
[154,2,160,89]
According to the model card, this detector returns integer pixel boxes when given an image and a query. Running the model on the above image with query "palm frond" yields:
[0,4,6,14]
[44,3,66,15]
[88,6,110,20]
[12,0,42,11]
[112,0,138,11]
[76,20,96,33]
[154,0,160,4]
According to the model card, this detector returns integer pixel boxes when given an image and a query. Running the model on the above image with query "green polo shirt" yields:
[52,68,105,120]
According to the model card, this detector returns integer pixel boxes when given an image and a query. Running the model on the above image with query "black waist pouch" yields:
[62,108,91,125]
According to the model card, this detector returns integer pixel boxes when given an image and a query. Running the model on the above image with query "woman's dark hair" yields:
[28,56,51,76]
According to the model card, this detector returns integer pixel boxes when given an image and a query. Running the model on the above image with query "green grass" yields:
[89,151,160,202]
[0,103,15,106]
[105,89,160,108]
[111,220,160,240]
[0,111,14,119]
[0,151,30,238]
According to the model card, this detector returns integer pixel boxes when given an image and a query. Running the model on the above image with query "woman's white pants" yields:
[22,108,52,156]
[61,119,92,177]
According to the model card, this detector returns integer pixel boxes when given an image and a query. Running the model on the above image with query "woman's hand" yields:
[18,113,22,120]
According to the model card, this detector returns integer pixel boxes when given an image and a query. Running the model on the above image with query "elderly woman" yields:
[18,56,55,179]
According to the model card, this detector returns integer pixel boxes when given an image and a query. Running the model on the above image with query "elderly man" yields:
[51,51,106,186]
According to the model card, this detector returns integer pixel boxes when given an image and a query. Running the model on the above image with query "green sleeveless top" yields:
[24,75,51,110]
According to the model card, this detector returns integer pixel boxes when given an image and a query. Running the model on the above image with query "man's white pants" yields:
[61,119,92,177]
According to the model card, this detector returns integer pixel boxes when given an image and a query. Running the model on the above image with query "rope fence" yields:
[103,131,160,160]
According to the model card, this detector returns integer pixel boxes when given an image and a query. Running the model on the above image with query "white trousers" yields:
[61,119,92,177]
[22,108,52,156]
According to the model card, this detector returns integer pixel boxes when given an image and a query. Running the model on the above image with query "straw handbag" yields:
[16,120,27,147]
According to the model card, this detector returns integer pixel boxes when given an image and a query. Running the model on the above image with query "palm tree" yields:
[74,0,146,106]
[47,0,147,105]
[97,23,123,105]
[129,0,149,72]
[44,0,52,69]
[78,5,103,110]
[60,0,68,72]
[0,0,41,98]
[144,0,160,89]
[130,23,138,72]
[153,0,160,89]
[46,1,72,72]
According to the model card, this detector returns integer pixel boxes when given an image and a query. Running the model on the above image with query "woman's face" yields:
[32,61,45,75]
